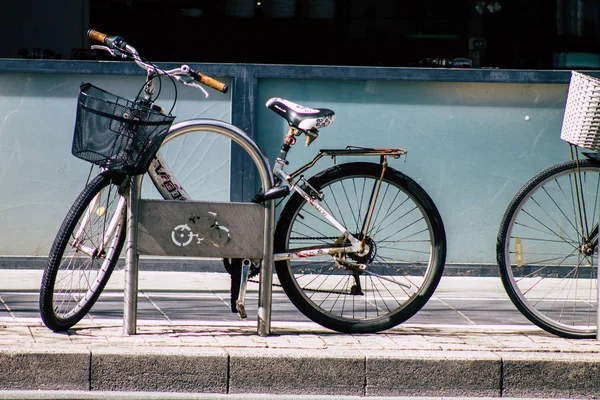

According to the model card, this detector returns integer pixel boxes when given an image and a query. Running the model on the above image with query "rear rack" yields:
[289,146,407,180]
[319,146,406,158]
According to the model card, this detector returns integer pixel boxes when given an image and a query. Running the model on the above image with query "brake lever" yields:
[174,75,210,98]
[91,45,128,59]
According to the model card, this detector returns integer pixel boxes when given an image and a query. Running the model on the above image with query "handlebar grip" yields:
[88,29,108,44]
[195,72,229,93]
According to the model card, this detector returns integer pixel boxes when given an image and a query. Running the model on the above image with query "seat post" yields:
[278,127,301,161]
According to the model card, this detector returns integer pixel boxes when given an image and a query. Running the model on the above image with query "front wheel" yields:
[40,172,127,331]
[274,162,446,333]
[497,159,600,338]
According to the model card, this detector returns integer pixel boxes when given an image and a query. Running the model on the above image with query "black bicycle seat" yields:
[266,97,335,132]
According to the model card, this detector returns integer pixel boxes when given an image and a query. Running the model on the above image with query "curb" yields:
[3,346,600,398]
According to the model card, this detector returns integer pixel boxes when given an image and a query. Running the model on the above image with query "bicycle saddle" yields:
[266,97,335,132]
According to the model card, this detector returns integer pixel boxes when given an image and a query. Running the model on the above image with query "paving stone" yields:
[266,334,325,349]
[389,334,441,350]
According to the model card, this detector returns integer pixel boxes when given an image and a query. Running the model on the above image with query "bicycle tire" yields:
[274,162,446,333]
[40,172,127,331]
[497,159,600,338]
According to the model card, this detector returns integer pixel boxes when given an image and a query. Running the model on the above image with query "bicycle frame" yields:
[270,146,406,262]
[78,123,406,277]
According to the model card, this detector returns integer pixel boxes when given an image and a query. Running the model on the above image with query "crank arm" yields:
[332,257,411,289]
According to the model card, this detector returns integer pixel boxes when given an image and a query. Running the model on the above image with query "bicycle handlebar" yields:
[88,29,108,44]
[87,29,229,94]
[189,69,229,93]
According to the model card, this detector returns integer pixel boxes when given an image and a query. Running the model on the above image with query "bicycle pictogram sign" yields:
[171,212,231,248]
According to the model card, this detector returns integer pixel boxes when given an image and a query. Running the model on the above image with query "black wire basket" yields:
[72,83,175,175]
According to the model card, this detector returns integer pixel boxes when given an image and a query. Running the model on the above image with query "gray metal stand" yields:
[124,175,142,335]
[123,120,275,336]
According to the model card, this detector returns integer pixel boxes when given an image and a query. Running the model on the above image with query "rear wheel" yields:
[274,162,446,333]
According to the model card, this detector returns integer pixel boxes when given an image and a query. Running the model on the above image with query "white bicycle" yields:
[40,30,447,333]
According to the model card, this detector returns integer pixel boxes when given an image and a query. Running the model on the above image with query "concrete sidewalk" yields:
[1,270,600,398]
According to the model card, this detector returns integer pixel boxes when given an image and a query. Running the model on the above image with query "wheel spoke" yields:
[498,160,599,338]
[275,162,445,333]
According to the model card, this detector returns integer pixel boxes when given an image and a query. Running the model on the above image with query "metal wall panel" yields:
[0,73,231,256]
[0,60,576,268]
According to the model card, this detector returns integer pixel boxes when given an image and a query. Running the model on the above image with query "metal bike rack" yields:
[123,119,275,336]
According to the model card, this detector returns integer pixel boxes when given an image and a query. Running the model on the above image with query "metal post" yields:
[124,175,142,335]
[258,199,275,336]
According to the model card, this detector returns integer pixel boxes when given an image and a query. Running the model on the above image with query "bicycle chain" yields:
[250,237,354,295]
[290,236,341,240]
[247,277,354,295]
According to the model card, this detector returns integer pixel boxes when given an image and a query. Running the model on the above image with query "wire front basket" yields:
[72,83,175,175]
[560,71,600,152]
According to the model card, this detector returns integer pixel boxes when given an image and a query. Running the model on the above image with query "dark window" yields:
[9,1,600,70]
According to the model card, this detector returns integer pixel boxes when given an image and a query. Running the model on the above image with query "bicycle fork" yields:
[72,188,127,258]
[570,146,599,254]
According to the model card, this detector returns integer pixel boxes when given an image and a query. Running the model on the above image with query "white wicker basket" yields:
[560,71,600,151]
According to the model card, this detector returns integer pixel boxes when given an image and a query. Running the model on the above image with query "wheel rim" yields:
[52,184,124,320]
[282,172,439,325]
[503,163,599,335]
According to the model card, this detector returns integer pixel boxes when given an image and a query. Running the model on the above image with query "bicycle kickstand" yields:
[235,258,251,319]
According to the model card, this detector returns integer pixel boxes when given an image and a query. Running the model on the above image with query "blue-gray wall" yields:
[257,79,569,265]
[0,60,580,269]
[0,70,231,257]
